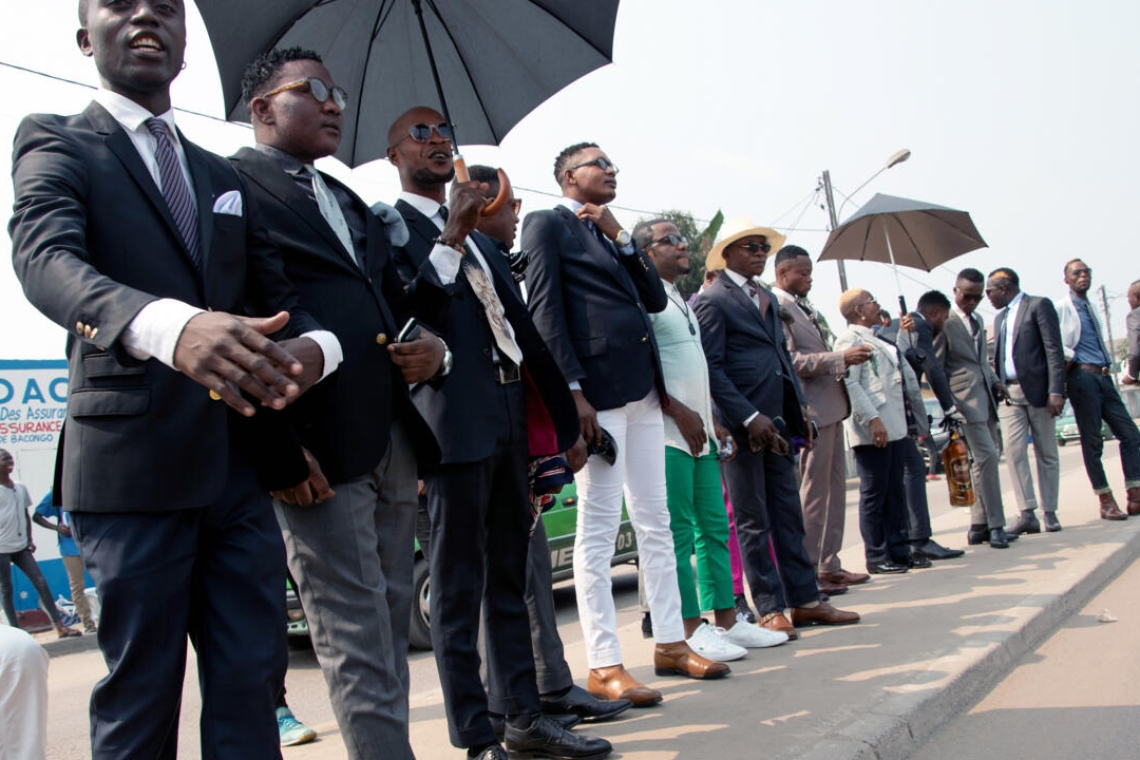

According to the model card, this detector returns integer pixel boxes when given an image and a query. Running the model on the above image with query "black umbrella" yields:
[195,0,620,169]
[818,192,987,312]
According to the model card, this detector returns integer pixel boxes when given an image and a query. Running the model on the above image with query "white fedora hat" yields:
[705,217,786,272]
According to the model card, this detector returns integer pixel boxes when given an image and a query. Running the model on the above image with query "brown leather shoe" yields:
[1127,487,1140,517]
[1099,492,1128,521]
[758,611,798,641]
[791,601,860,627]
[587,664,662,707]
[653,641,730,680]
[817,579,848,596]
[819,569,871,586]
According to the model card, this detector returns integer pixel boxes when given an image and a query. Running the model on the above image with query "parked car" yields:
[919,398,951,474]
[286,482,639,651]
[1055,401,1113,446]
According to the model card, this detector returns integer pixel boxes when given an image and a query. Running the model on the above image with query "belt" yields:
[495,360,521,385]
[1071,363,1110,376]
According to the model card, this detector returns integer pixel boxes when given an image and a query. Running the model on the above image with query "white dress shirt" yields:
[1001,290,1025,381]
[96,90,340,378]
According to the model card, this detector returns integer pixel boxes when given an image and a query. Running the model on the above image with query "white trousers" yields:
[574,390,684,668]
[0,625,49,760]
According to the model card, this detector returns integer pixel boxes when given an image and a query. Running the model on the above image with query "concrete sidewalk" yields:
[38,443,1140,759]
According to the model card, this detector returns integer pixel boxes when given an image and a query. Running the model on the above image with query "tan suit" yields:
[936,311,1007,528]
[774,289,850,574]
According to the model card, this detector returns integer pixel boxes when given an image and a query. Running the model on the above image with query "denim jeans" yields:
[1066,368,1140,491]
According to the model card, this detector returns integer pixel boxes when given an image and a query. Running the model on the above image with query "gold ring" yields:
[209,389,222,401]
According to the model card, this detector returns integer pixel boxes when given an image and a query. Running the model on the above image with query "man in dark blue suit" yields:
[8,1,332,757]
[692,219,859,641]
[388,107,611,760]
[523,143,729,709]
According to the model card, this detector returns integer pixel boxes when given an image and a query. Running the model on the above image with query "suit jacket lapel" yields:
[92,104,192,268]
[556,206,639,303]
[397,200,442,266]
[719,274,770,336]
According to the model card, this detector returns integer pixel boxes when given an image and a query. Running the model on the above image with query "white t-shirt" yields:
[0,482,32,554]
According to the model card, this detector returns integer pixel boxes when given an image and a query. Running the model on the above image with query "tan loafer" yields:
[653,641,730,679]
[587,664,662,707]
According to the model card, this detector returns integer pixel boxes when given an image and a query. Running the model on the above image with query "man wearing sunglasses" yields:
[937,268,1015,548]
[693,218,860,642]
[387,109,609,760]
[524,143,730,710]
[231,49,447,759]
[1055,260,1140,518]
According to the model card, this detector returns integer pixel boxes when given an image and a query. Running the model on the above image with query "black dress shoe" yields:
[492,712,581,741]
[911,539,966,560]
[471,745,510,760]
[504,715,613,760]
[1007,511,1042,536]
[734,592,758,624]
[640,612,652,639]
[986,528,1011,548]
[904,552,933,569]
[1043,512,1062,532]
[967,525,1018,545]
[541,685,632,723]
[867,560,909,574]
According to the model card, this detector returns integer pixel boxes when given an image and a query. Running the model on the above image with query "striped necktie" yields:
[145,118,200,269]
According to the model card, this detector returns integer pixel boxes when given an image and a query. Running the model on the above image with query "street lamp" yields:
[821,149,911,291]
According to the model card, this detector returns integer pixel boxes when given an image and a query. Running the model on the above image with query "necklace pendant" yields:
[688,321,697,336]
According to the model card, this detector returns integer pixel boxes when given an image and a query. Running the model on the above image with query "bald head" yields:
[1129,280,1140,310]
[386,106,455,199]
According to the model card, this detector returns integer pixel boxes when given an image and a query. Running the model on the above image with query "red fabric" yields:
[523,365,559,456]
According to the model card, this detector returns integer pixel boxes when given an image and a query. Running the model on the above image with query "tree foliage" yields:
[634,209,723,300]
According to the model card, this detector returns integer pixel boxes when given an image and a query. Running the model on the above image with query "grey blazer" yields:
[936,311,999,424]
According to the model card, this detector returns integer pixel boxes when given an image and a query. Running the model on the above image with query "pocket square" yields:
[212,190,243,216]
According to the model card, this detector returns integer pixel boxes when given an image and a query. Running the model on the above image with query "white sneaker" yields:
[686,621,747,662]
[721,620,789,649]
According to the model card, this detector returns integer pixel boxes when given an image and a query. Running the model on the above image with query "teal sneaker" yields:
[276,706,317,747]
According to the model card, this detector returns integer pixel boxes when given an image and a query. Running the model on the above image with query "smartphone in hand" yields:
[397,317,422,343]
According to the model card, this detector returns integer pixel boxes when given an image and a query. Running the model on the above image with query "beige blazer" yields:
[936,310,999,424]
[773,289,851,428]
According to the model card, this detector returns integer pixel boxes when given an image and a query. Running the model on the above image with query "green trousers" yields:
[664,446,735,618]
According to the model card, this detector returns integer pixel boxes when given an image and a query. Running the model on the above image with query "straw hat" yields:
[705,217,786,272]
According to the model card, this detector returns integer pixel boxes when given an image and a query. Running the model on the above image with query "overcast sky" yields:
[2,0,1138,359]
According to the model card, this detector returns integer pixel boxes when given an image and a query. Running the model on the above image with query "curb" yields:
[785,520,1140,760]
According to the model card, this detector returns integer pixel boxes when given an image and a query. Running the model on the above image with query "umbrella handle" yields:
[454,157,512,217]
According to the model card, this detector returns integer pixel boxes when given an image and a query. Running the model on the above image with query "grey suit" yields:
[993,294,1064,516]
[1127,306,1140,381]
[936,311,1007,528]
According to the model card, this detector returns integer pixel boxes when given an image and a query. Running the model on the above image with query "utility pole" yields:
[821,170,846,291]
[1101,284,1119,386]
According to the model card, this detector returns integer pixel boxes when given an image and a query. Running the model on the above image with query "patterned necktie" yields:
[746,280,768,315]
[796,296,834,349]
[460,252,523,366]
[302,164,357,265]
[587,221,618,257]
[145,118,199,269]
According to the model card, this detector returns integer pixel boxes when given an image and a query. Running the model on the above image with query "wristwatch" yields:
[435,339,454,378]
[612,229,632,248]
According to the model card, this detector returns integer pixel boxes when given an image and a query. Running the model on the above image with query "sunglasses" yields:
[733,241,771,254]
[649,233,688,248]
[261,77,348,110]
[569,157,619,174]
[403,122,456,143]
[1069,267,1092,277]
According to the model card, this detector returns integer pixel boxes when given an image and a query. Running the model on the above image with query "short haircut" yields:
[632,218,671,249]
[838,288,869,323]
[774,244,810,269]
[956,267,985,285]
[1129,279,1140,296]
[916,289,951,314]
[553,142,598,186]
[467,164,500,194]
[1063,258,1086,275]
[988,267,1019,288]
[241,47,323,108]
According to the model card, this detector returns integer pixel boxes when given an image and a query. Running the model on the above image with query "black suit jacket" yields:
[393,199,578,465]
[230,148,439,483]
[9,102,313,512]
[902,312,955,411]
[992,294,1065,408]
[692,271,807,442]
[521,206,668,412]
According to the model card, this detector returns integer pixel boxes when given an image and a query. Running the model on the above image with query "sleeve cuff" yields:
[301,330,343,382]
[428,243,462,285]
[568,380,582,391]
[122,299,205,367]
[743,411,759,427]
